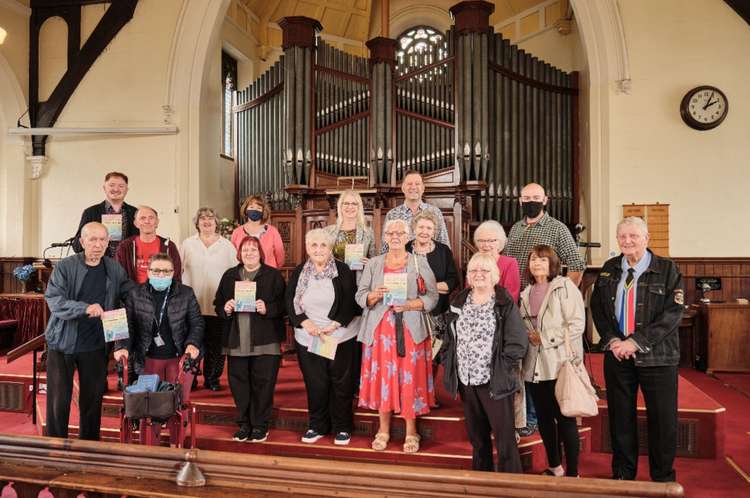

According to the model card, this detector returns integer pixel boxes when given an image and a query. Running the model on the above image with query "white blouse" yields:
[294,278,357,349]
[180,234,238,316]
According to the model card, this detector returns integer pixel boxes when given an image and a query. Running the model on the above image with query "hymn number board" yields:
[622,204,670,257]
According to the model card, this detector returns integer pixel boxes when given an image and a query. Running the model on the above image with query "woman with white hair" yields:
[356,218,438,453]
[285,229,361,446]
[180,207,237,390]
[324,190,376,281]
[442,252,528,473]
[473,220,521,302]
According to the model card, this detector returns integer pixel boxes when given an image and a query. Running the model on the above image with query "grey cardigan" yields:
[44,253,134,353]
[355,253,438,346]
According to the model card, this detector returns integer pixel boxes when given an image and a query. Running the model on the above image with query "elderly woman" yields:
[356,218,438,454]
[230,195,285,268]
[324,190,376,279]
[520,245,585,477]
[442,252,528,473]
[214,236,286,443]
[285,229,361,446]
[474,220,521,302]
[180,207,237,391]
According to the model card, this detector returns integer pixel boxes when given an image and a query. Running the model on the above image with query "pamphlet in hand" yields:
[235,281,257,312]
[344,243,364,270]
[101,308,129,342]
[101,214,123,241]
[309,334,338,360]
[383,272,408,306]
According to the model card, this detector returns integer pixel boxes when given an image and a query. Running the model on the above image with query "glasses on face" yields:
[476,239,498,245]
[385,231,407,237]
[198,215,214,221]
[149,268,174,276]
[468,269,491,275]
[341,202,359,207]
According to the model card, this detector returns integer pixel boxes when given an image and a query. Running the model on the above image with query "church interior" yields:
[0,0,749,496]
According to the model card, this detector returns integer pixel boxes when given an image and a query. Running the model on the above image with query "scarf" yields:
[293,257,339,315]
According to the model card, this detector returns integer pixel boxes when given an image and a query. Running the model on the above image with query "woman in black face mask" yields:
[230,195,286,269]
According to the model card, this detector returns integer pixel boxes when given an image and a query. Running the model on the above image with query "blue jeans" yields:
[525,382,538,426]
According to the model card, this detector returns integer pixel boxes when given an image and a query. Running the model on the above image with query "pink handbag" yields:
[555,327,599,418]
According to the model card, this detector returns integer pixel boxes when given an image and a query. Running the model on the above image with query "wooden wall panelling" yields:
[673,257,750,305]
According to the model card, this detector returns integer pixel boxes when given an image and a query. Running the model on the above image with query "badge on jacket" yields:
[674,289,684,305]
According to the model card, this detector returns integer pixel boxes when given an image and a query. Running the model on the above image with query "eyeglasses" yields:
[476,239,498,244]
[384,231,407,237]
[341,202,359,207]
[149,268,174,276]
[468,269,491,275]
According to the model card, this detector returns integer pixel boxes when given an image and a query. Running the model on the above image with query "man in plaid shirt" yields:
[503,183,585,290]
[502,182,585,438]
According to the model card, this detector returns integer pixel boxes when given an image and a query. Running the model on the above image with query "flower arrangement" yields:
[12,264,35,282]
[219,218,239,240]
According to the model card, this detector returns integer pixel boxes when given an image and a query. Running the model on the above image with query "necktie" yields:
[619,268,636,335]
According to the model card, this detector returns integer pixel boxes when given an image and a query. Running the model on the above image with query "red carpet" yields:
[714,373,750,399]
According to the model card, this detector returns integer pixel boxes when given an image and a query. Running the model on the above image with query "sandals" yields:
[403,434,421,454]
[371,432,390,451]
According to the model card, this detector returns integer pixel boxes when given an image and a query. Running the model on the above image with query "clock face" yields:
[680,86,729,130]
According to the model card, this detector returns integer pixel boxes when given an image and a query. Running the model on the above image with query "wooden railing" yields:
[0,434,684,497]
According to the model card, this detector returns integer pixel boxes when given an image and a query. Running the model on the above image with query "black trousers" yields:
[202,316,225,386]
[296,337,356,434]
[603,352,678,482]
[459,383,522,473]
[45,349,107,440]
[528,380,580,476]
[227,354,281,431]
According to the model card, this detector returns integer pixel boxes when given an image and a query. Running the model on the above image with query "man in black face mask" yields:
[503,183,586,438]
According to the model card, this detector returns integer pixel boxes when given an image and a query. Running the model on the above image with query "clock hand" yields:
[705,100,718,109]
[703,91,715,110]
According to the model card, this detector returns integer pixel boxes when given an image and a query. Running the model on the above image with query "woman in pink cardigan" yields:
[472,220,521,302]
[230,195,286,268]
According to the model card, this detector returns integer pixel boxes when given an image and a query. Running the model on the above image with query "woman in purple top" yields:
[473,221,521,302]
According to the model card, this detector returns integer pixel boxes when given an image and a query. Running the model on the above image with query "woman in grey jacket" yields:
[520,244,585,477]
[356,218,438,454]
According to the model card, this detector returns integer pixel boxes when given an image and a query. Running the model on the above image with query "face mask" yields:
[149,276,172,291]
[246,209,263,222]
[522,201,544,219]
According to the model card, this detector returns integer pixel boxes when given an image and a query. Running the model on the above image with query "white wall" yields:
[605,0,750,258]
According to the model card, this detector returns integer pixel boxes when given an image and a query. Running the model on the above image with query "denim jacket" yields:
[590,250,684,367]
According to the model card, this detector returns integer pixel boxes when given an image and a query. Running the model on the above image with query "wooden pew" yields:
[0,434,684,497]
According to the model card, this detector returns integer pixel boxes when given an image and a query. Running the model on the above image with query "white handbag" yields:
[554,327,599,418]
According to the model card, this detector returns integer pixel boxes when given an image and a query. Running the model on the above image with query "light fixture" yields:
[0,27,7,45]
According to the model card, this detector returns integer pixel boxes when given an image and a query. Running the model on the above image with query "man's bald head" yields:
[81,222,108,239]
[521,183,546,199]
[80,222,109,263]
[519,182,548,221]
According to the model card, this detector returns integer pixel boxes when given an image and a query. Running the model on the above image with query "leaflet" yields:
[101,214,123,241]
[235,281,257,312]
[309,334,338,360]
[344,243,364,270]
[101,308,129,342]
[383,272,408,306]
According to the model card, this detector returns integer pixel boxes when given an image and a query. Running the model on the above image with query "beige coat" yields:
[520,276,585,383]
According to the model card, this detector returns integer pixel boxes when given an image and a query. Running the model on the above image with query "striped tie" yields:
[619,268,636,335]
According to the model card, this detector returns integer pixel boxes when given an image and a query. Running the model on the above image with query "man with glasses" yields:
[73,172,139,257]
[115,205,182,284]
[45,222,134,440]
[114,253,203,444]
[502,183,585,438]
[381,170,450,253]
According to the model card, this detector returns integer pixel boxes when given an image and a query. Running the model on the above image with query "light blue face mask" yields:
[149,276,172,291]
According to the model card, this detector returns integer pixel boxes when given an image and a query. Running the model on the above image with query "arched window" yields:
[222,51,238,158]
[395,26,448,77]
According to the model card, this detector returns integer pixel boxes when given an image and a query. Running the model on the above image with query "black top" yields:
[72,201,139,256]
[75,261,107,353]
[146,288,178,359]
[406,240,459,315]
[285,259,361,329]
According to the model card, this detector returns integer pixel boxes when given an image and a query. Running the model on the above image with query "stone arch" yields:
[389,4,452,40]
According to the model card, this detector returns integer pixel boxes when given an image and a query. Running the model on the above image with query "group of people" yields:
[43,169,683,483]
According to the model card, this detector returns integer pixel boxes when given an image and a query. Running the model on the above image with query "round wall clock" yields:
[680,86,728,131]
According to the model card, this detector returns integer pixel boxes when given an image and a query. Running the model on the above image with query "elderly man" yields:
[115,205,182,284]
[591,217,684,482]
[72,172,138,257]
[44,222,133,440]
[503,182,585,289]
[381,170,450,253]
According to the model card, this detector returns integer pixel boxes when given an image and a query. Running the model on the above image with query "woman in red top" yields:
[230,195,286,269]
[473,220,521,302]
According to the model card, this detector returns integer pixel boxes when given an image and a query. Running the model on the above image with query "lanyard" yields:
[155,285,171,329]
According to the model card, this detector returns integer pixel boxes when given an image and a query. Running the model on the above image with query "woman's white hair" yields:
[305,228,335,247]
[467,252,501,287]
[616,216,649,237]
[474,220,507,252]
[383,218,411,237]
